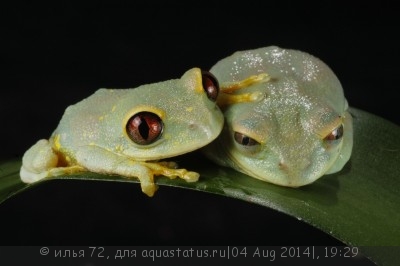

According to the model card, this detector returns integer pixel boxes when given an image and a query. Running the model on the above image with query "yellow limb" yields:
[220,73,270,93]
[217,91,264,110]
[217,73,270,109]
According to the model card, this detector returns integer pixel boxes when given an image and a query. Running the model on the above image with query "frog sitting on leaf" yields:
[21,46,353,196]
[20,68,223,197]
[204,46,353,187]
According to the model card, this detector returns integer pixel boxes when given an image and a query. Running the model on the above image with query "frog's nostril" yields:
[278,162,288,171]
[188,123,197,130]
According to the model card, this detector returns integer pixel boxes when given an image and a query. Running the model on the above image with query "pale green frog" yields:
[20,68,224,196]
[203,46,353,187]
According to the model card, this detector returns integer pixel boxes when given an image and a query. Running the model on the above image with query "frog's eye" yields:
[126,112,163,145]
[234,132,260,146]
[324,124,344,141]
[201,70,219,102]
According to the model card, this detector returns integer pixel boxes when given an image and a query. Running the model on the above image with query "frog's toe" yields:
[141,182,158,197]
[183,171,200,182]
[158,167,199,182]
[158,161,179,169]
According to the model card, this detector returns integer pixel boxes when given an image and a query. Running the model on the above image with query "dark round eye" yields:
[126,112,163,145]
[234,132,259,146]
[324,124,344,141]
[201,70,219,102]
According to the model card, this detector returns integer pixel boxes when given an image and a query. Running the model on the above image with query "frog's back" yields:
[51,89,131,148]
[211,46,346,112]
[63,89,129,118]
[206,46,353,186]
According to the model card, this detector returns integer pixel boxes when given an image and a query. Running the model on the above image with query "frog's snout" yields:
[274,155,330,186]
[278,158,312,178]
[278,161,288,171]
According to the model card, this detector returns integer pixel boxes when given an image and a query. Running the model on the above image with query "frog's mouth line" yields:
[223,148,269,182]
[223,147,331,187]
[226,154,299,187]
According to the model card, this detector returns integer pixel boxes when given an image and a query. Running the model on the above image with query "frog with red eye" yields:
[203,46,353,187]
[20,68,223,196]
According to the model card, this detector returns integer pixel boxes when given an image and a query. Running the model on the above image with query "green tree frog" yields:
[20,68,224,196]
[203,46,353,187]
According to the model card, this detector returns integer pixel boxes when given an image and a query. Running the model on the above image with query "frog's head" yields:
[121,68,224,160]
[219,84,353,186]
[204,46,353,186]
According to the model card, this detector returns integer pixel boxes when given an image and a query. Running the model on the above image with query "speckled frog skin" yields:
[203,46,353,187]
[20,68,224,196]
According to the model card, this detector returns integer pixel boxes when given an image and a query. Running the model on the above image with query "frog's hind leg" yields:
[20,139,85,183]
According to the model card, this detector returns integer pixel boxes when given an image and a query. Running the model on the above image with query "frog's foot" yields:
[112,161,199,197]
[20,165,86,183]
[217,73,270,108]
[221,73,270,93]
[20,166,48,183]
[156,161,179,169]
[20,139,57,183]
[145,161,200,183]
[217,91,264,109]
[20,139,85,183]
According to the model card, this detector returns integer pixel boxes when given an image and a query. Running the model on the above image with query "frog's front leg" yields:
[220,73,270,93]
[75,146,199,197]
[217,73,270,109]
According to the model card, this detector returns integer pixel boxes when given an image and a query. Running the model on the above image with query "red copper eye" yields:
[126,112,163,145]
[201,70,219,102]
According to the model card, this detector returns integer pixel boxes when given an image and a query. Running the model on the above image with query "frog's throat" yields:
[217,73,270,109]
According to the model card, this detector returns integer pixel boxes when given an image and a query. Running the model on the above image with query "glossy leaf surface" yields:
[1,108,399,266]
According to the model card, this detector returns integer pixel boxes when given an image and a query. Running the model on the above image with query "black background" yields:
[0,1,398,261]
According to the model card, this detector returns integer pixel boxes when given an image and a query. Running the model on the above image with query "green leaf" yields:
[1,107,399,266]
